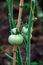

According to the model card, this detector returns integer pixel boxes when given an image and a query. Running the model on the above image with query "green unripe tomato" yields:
[11,28,17,34]
[8,34,24,45]
[25,34,32,41]
[37,12,43,18]
[22,26,28,34]
[22,26,33,35]
[22,26,33,41]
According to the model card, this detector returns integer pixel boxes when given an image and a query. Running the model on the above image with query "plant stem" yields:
[26,0,35,65]
[17,47,23,65]
[5,53,13,60]
[6,0,15,31]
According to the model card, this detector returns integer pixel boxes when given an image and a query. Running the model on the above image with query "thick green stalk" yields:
[6,0,15,31]
[16,46,23,65]
[16,47,23,65]
[26,0,35,65]
[26,11,32,65]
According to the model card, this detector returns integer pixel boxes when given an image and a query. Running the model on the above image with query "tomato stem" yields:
[6,0,15,33]
[26,0,35,65]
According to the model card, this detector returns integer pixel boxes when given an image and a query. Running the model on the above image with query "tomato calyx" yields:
[11,27,21,35]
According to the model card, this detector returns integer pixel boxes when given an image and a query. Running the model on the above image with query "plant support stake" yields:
[16,0,24,65]
[17,0,24,31]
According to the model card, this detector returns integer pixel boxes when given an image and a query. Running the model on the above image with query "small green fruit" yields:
[11,28,17,34]
[25,34,32,41]
[22,26,28,34]
[8,34,24,45]
[22,26,33,35]
[37,12,43,18]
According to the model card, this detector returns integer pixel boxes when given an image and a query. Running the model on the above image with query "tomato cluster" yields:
[8,28,24,45]
[8,26,33,45]
[22,26,33,41]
